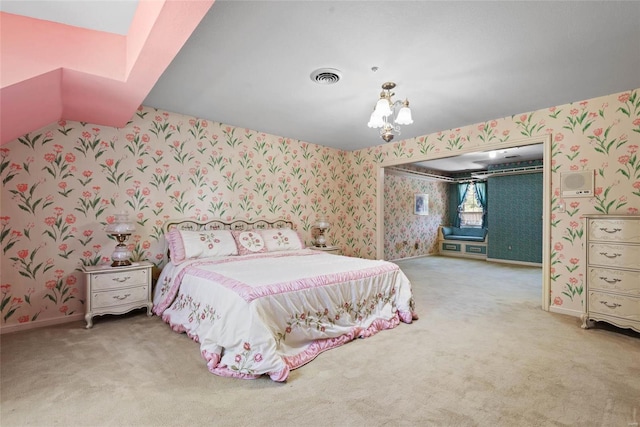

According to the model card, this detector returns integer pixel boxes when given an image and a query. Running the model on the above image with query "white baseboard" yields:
[549,305,582,318]
[486,257,542,267]
[0,313,84,335]
[388,253,433,262]
[439,252,486,260]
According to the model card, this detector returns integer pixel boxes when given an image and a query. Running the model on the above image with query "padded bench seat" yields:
[444,235,484,242]
[441,226,487,242]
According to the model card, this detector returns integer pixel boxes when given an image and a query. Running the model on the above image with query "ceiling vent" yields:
[310,68,342,85]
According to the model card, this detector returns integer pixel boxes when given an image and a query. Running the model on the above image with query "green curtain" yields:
[454,183,469,227]
[474,181,488,228]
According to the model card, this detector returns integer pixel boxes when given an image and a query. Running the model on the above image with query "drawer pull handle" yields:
[112,276,132,283]
[598,227,621,234]
[599,301,621,309]
[113,293,131,301]
[599,277,621,284]
[598,252,621,259]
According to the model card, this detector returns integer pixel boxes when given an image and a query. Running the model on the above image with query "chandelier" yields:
[367,81,413,142]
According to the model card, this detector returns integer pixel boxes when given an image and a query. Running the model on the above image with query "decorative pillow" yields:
[167,229,238,264]
[260,228,305,252]
[231,230,267,255]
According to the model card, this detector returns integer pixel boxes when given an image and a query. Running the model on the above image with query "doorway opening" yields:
[375,135,552,310]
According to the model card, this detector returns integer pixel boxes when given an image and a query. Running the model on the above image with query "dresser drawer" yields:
[589,219,640,243]
[588,267,640,295]
[91,285,150,309]
[91,268,149,291]
[588,243,640,269]
[588,291,640,321]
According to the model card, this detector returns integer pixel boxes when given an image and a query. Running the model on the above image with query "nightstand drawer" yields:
[92,285,150,309]
[92,268,149,291]
[588,291,640,321]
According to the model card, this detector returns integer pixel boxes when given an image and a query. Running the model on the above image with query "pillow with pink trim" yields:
[167,229,238,264]
[231,230,267,255]
[260,228,305,252]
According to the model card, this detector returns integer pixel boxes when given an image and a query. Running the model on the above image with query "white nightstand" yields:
[310,245,342,255]
[83,261,153,328]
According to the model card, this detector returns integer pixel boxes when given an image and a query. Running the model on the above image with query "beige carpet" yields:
[1,256,639,427]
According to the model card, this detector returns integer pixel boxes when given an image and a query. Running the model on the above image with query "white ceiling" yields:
[144,1,640,152]
[3,1,640,156]
[414,143,543,173]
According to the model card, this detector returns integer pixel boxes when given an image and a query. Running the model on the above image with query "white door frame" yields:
[375,135,552,311]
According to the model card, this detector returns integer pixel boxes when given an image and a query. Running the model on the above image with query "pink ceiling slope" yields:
[0,0,215,146]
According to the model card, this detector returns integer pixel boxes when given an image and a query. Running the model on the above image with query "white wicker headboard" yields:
[164,218,295,233]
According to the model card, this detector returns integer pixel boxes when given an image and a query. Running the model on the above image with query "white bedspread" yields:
[153,249,416,381]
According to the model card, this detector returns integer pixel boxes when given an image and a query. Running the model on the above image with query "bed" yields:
[152,218,417,381]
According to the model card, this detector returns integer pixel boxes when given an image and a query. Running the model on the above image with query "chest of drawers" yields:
[83,261,153,328]
[581,215,640,333]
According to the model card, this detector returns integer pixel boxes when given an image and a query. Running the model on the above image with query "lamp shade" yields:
[367,111,384,128]
[395,102,413,125]
[105,212,136,235]
[315,218,330,230]
[374,98,392,117]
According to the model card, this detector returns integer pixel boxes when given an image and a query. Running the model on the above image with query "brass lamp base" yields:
[111,260,132,267]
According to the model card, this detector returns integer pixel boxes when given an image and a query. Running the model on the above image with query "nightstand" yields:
[83,261,153,328]
[310,245,342,255]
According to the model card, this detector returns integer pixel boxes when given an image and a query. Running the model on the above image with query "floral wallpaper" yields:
[383,172,448,260]
[1,88,639,330]
[358,88,640,316]
[1,107,346,328]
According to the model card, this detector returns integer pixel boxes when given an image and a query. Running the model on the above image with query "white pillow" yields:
[231,230,267,255]
[260,228,305,252]
[167,229,238,264]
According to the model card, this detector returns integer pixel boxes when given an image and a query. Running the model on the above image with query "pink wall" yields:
[0,1,214,145]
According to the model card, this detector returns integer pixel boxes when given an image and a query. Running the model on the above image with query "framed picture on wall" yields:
[414,193,428,215]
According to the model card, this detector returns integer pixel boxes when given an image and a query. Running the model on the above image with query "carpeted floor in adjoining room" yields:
[1,255,639,427]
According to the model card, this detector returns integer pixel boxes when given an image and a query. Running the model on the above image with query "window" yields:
[459,182,483,227]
